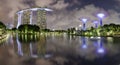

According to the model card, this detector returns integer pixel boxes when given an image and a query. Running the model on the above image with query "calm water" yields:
[0,33,120,65]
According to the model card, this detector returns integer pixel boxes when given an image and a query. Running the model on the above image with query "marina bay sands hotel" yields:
[14,8,53,29]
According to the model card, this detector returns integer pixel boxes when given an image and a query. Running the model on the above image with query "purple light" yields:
[81,18,88,23]
[97,48,104,53]
[93,20,98,24]
[82,44,87,49]
[93,20,99,28]
[79,18,88,30]
[97,13,105,19]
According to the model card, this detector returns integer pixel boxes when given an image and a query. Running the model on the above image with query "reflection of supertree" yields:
[97,38,105,54]
[15,34,46,57]
[81,37,87,49]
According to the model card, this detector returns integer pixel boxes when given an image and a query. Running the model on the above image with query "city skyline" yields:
[0,0,120,29]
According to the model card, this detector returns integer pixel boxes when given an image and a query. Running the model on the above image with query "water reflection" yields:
[1,33,120,65]
[81,37,87,49]
[16,35,23,56]
[2,33,120,60]
[12,34,46,58]
[96,38,105,54]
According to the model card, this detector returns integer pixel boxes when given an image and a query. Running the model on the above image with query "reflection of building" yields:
[13,34,46,57]
[14,8,52,29]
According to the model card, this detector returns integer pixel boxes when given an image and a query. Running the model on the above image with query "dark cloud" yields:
[64,0,120,12]
[0,0,120,29]
[22,0,36,7]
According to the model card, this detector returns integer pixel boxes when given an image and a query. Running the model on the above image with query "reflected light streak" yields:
[30,11,33,24]
[16,35,23,56]
[97,48,104,53]
[82,44,87,49]
[17,12,23,28]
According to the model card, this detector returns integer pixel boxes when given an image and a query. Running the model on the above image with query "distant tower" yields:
[22,10,31,24]
[37,10,46,29]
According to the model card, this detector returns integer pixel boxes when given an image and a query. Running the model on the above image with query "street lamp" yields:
[79,18,88,30]
[96,13,105,26]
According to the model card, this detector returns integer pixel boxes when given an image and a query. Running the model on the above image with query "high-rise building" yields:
[37,10,46,29]
[22,10,31,24]
[14,8,52,29]
[14,14,18,28]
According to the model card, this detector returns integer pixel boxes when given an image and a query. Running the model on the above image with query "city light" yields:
[81,18,88,23]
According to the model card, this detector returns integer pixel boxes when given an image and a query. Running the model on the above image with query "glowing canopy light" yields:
[93,20,98,24]
[97,48,104,53]
[79,18,88,30]
[81,18,88,23]
[97,13,105,19]
[82,44,87,49]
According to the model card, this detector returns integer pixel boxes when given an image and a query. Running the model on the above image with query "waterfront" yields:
[0,33,120,65]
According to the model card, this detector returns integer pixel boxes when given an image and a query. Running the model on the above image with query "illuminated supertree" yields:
[96,13,106,26]
[92,20,99,28]
[79,18,88,30]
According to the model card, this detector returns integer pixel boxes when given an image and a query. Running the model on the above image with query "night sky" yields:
[0,0,120,29]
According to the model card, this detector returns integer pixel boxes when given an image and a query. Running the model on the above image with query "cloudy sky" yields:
[0,0,120,29]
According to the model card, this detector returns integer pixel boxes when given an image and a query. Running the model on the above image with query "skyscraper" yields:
[14,8,52,29]
[37,10,46,29]
[22,10,31,24]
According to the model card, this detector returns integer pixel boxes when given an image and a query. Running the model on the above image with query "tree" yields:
[0,21,6,29]
[18,24,40,33]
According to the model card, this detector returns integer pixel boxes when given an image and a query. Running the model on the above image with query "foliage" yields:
[0,21,6,29]
[18,24,40,33]
[71,23,120,36]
